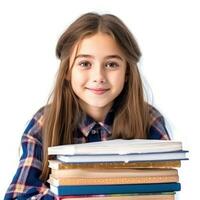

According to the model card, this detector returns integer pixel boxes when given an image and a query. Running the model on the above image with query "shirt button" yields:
[91,130,97,134]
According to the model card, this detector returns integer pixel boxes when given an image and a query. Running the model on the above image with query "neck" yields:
[80,103,112,122]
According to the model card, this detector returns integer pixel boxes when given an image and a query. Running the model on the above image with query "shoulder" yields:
[147,104,170,140]
[148,104,163,120]
[148,104,163,123]
[23,106,46,143]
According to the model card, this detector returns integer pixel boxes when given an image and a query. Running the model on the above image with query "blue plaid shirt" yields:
[4,105,170,200]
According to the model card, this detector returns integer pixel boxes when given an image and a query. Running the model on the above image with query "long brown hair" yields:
[40,12,150,181]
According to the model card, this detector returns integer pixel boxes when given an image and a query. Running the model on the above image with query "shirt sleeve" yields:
[148,106,171,140]
[4,108,56,200]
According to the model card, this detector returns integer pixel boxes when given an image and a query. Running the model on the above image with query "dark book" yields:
[50,182,181,196]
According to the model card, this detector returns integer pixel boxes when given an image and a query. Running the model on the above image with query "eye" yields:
[105,61,119,69]
[78,61,92,68]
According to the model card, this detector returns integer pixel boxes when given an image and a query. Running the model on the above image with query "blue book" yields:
[50,182,181,196]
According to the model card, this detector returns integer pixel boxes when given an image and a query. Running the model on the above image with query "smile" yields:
[86,87,110,95]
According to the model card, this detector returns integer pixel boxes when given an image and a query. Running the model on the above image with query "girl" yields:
[4,12,170,199]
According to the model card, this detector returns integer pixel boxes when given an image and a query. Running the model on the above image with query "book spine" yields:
[50,182,181,196]
[49,160,181,169]
[57,194,175,200]
[49,175,179,186]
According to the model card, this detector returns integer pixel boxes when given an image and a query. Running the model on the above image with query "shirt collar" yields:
[78,108,115,137]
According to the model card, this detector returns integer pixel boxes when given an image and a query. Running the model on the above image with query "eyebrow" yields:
[75,54,124,61]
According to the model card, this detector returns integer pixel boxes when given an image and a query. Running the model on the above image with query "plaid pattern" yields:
[4,105,170,199]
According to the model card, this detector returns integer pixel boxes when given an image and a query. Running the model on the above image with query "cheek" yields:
[71,70,86,87]
[110,71,126,88]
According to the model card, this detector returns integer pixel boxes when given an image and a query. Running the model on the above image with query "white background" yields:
[0,0,199,199]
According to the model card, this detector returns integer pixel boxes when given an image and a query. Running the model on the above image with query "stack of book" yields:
[48,139,188,200]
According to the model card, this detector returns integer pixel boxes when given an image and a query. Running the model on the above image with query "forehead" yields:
[75,32,124,56]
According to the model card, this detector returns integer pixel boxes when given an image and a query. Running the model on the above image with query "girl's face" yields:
[69,32,127,117]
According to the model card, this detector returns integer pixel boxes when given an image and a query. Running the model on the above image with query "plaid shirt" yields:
[4,105,170,200]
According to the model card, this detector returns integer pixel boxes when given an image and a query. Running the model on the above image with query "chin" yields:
[87,101,112,108]
[89,103,109,108]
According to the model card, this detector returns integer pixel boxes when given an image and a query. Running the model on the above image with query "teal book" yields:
[50,182,181,196]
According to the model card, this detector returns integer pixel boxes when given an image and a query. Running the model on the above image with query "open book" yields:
[48,139,183,155]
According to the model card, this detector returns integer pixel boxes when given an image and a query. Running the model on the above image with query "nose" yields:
[92,65,106,84]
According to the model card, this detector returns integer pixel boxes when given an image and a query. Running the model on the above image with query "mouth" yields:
[86,87,110,95]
